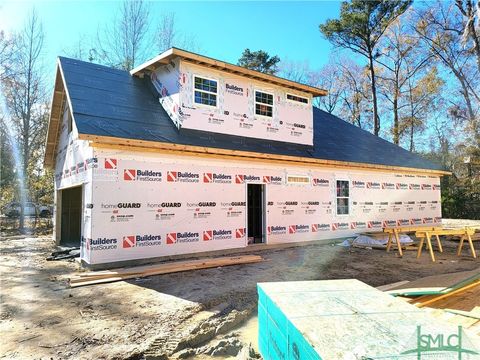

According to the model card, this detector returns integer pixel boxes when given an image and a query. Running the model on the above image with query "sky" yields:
[0,0,341,84]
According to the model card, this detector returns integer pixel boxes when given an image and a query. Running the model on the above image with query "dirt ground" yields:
[1,227,479,359]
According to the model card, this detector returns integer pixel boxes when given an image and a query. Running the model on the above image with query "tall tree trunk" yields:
[368,53,380,136]
[409,120,414,152]
[457,71,476,123]
[393,93,399,145]
[466,0,480,72]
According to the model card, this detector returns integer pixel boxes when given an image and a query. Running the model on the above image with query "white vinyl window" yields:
[255,90,273,117]
[287,93,309,105]
[194,76,217,107]
[336,180,349,215]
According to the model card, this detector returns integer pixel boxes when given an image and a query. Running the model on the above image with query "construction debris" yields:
[69,255,263,288]
[386,268,480,297]
[352,233,413,249]
[46,247,80,261]
[382,269,480,337]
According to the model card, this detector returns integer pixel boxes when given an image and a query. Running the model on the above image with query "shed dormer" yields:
[131,48,327,146]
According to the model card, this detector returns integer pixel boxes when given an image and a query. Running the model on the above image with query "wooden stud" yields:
[415,281,480,308]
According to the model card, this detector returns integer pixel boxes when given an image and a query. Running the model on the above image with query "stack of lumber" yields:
[69,254,263,288]
[386,268,480,297]
[382,269,480,336]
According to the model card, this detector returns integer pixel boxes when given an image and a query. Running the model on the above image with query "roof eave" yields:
[78,133,451,176]
[43,58,76,169]
[130,47,328,97]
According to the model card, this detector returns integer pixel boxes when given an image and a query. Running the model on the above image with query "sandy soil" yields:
[1,234,479,360]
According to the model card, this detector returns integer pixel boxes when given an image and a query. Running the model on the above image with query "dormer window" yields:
[194,76,217,107]
[255,90,273,117]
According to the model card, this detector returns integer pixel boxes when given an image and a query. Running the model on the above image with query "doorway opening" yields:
[60,186,82,247]
[247,184,265,244]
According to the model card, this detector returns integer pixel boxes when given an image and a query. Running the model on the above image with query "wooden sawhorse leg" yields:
[435,234,443,253]
[386,232,393,252]
[417,232,435,262]
[394,230,403,257]
[458,232,477,258]
[417,236,425,259]
[426,232,436,262]
[457,235,465,256]
[468,233,477,258]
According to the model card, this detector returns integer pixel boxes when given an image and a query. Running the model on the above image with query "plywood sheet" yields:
[258,280,480,360]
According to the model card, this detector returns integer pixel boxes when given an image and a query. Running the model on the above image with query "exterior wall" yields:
[53,106,94,261]
[84,147,442,265]
[150,59,314,145]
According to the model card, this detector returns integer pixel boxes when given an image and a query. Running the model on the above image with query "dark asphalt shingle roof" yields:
[59,57,443,171]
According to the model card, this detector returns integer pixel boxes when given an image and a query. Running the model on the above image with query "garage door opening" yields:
[247,184,265,244]
[60,186,82,247]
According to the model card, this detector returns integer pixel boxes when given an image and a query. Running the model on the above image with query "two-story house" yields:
[43,48,447,266]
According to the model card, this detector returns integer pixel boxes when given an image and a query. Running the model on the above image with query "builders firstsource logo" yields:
[167,171,200,183]
[123,169,162,181]
[397,219,410,226]
[235,174,261,184]
[383,220,397,227]
[350,221,366,229]
[312,178,329,187]
[85,157,98,169]
[104,158,117,169]
[263,176,282,185]
[235,228,246,239]
[312,223,330,232]
[203,229,233,241]
[267,226,287,235]
[409,183,421,190]
[122,234,162,248]
[421,184,432,190]
[166,231,200,244]
[382,182,395,190]
[87,237,118,251]
[396,183,408,190]
[368,221,382,229]
[366,182,381,189]
[203,173,232,184]
[332,222,349,231]
[352,180,366,188]
[289,224,309,234]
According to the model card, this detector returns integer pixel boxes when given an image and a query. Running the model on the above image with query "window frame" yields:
[286,93,309,106]
[254,89,274,118]
[193,74,218,108]
[335,179,350,216]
